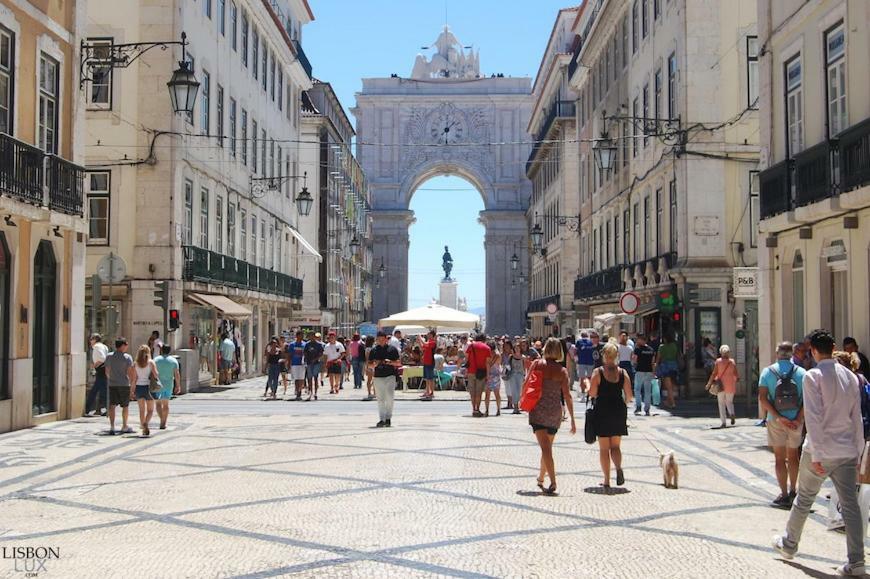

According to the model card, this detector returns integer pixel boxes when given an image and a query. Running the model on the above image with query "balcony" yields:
[526,100,576,174]
[574,266,624,300]
[292,39,312,80]
[840,117,870,192]
[0,132,85,216]
[793,140,832,208]
[182,245,303,299]
[759,159,793,220]
[528,294,561,314]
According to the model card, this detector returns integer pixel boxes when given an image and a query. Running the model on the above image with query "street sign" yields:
[619,291,640,314]
[733,267,759,298]
[96,253,127,284]
[621,314,635,325]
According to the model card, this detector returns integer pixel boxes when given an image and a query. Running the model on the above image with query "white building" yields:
[84,0,315,381]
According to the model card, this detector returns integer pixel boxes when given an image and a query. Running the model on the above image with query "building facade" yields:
[299,81,372,336]
[757,0,870,364]
[0,0,88,432]
[568,0,760,394]
[83,0,314,382]
[526,7,581,338]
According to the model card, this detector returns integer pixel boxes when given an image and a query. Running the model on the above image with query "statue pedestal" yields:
[439,280,459,310]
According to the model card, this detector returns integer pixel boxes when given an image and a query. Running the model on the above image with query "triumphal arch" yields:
[353,26,533,335]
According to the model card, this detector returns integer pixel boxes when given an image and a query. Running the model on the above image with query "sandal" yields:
[496,410,501,417]
[616,469,625,486]
[543,483,557,496]
[536,477,546,492]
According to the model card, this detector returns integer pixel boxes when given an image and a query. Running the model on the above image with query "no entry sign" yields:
[619,291,640,315]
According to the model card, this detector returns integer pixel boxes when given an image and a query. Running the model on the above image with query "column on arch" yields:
[481,210,529,336]
[370,210,415,322]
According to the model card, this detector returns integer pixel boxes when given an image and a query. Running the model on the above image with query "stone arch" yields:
[400,159,495,210]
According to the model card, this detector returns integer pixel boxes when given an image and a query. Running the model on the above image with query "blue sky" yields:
[304,0,571,311]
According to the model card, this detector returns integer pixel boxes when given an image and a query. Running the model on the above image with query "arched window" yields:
[792,250,804,341]
[825,240,848,339]
[0,233,9,400]
[33,240,57,415]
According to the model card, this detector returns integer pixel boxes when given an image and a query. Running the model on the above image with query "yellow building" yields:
[0,0,88,432]
[757,0,870,363]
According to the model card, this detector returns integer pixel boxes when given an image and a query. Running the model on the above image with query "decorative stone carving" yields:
[411,26,480,80]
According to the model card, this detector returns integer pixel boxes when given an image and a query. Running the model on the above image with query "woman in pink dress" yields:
[707,345,739,428]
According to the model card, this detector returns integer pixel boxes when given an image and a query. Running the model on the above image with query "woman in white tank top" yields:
[133,345,159,436]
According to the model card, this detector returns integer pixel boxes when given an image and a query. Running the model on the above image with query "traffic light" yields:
[168,309,180,331]
[153,281,169,309]
[658,290,677,314]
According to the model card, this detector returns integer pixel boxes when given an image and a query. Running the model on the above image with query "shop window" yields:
[792,251,804,341]
[0,233,9,400]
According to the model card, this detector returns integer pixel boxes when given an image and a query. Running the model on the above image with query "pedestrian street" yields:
[0,395,858,578]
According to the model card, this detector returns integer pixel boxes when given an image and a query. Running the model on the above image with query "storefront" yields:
[184,293,253,383]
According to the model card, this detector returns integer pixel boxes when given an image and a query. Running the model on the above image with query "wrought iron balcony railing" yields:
[526,100,576,174]
[793,140,833,208]
[46,155,85,216]
[574,266,624,300]
[292,39,312,80]
[759,159,793,220]
[182,245,303,299]
[840,117,870,192]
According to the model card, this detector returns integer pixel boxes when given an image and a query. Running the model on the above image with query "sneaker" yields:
[788,490,796,505]
[836,563,866,576]
[645,410,651,416]
[384,419,391,428]
[731,415,736,425]
[772,494,790,507]
[772,535,796,560]
[634,409,642,416]
[376,421,386,428]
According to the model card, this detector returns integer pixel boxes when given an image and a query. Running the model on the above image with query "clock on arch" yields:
[428,106,466,144]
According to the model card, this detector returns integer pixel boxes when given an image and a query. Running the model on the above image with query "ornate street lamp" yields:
[167,60,200,115]
[378,259,386,279]
[593,133,617,172]
[349,234,360,251]
[295,172,314,217]
[510,251,519,270]
[530,222,544,252]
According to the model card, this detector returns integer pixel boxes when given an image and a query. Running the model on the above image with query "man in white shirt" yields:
[773,329,865,576]
[85,333,110,416]
[323,332,346,395]
[389,330,403,353]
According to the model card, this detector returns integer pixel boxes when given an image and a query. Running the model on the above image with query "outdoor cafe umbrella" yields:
[378,303,479,331]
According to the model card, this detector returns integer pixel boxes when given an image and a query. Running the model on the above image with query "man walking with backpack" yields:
[773,330,866,576]
[758,341,806,507]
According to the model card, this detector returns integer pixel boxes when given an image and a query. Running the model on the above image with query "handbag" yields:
[706,379,722,396]
[859,441,870,485]
[651,378,661,406]
[518,360,544,412]
[584,397,597,444]
[148,369,163,394]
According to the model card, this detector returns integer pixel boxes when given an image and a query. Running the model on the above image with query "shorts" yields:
[154,387,173,400]
[531,423,558,436]
[220,359,233,371]
[327,361,342,375]
[577,364,594,379]
[291,365,306,381]
[656,360,679,380]
[767,418,804,449]
[423,364,435,380]
[134,385,154,401]
[306,363,322,379]
[466,375,486,397]
[108,385,131,407]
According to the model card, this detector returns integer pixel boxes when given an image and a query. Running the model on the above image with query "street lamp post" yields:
[593,133,618,172]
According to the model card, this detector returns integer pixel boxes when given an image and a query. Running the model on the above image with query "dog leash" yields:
[639,430,665,455]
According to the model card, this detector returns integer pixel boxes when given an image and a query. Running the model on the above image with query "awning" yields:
[287,226,322,262]
[189,293,253,318]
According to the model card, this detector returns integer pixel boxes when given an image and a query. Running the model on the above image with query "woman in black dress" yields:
[589,341,634,489]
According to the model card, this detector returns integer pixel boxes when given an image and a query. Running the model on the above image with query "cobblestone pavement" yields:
[0,399,861,578]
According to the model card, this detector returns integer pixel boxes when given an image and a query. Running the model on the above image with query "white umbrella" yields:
[379,303,479,330]
[393,325,471,336]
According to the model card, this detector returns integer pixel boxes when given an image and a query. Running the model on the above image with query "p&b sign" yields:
[733,267,759,299]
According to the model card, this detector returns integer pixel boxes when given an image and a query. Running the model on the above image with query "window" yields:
[632,97,639,157]
[199,188,210,249]
[270,53,275,100]
[669,179,677,252]
[622,14,629,68]
[622,209,630,265]
[654,68,661,123]
[241,12,248,66]
[747,36,758,108]
[278,69,283,111]
[229,98,236,157]
[655,188,663,255]
[667,52,677,119]
[0,234,8,400]
[200,70,210,133]
[642,0,648,38]
[230,2,237,50]
[613,215,620,263]
[260,128,266,175]
[261,44,268,91]
[632,1,639,53]
[227,202,236,257]
[643,196,651,259]
[785,56,803,155]
[792,251,804,341]
[240,208,247,259]
[286,84,293,121]
[605,221,611,267]
[251,214,257,264]
[86,38,112,109]
[749,171,759,247]
[241,108,248,165]
[633,203,640,261]
[184,54,195,124]
[0,25,13,134]
[217,0,225,35]
[204,0,212,19]
[642,83,649,147]
[38,54,59,154]
[654,0,661,19]
[86,172,110,244]
[215,195,223,253]
[825,24,847,137]
[251,119,258,171]
[268,224,274,268]
[252,28,259,80]
[216,84,224,147]
[269,139,274,178]
[259,219,266,267]
[184,180,193,245]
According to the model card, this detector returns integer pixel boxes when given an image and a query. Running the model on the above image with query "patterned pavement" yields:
[0,397,862,578]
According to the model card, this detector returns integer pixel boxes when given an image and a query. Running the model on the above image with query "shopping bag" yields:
[651,378,661,406]
[859,441,870,484]
[518,361,544,412]
[827,484,870,537]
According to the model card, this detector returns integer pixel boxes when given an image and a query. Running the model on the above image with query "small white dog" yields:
[660,451,679,489]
